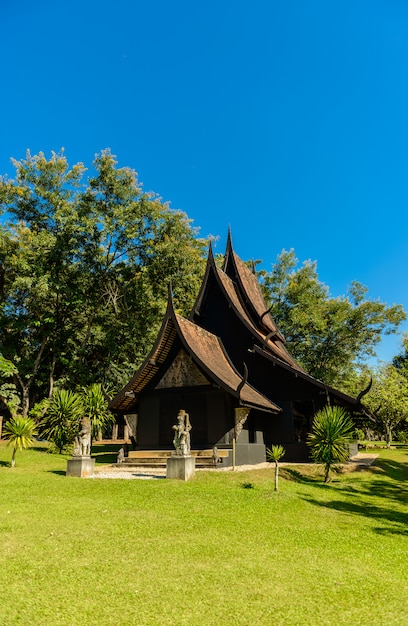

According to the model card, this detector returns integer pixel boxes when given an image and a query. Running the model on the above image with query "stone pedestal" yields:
[166,455,195,481]
[66,456,95,477]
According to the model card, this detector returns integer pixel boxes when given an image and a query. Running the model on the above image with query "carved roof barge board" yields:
[109,294,281,416]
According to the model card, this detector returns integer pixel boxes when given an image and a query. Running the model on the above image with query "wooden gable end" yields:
[155,349,210,389]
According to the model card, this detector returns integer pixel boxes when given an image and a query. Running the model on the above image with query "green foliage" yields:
[395,430,408,443]
[266,444,285,491]
[81,383,114,438]
[260,249,406,386]
[38,384,114,451]
[353,428,366,442]
[266,444,285,463]
[308,405,354,482]
[0,356,20,418]
[393,333,408,379]
[0,150,207,409]
[362,363,408,447]
[0,355,18,378]
[39,389,83,453]
[2,416,37,467]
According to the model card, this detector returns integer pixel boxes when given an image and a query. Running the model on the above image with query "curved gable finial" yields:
[222,227,234,271]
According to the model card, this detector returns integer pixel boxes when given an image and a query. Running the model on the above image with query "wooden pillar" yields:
[232,407,250,470]
[112,423,118,441]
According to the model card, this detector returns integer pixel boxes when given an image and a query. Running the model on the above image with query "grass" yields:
[0,443,407,626]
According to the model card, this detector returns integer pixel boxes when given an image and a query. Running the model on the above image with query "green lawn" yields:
[1,442,407,626]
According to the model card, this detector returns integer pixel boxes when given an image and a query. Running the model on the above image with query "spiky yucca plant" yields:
[82,383,114,438]
[3,416,38,468]
[307,405,354,482]
[39,389,83,453]
[266,444,285,491]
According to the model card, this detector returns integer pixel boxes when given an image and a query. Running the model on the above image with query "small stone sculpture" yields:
[172,409,191,456]
[73,418,92,457]
[117,447,125,464]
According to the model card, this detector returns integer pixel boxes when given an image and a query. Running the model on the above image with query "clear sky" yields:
[1,0,408,362]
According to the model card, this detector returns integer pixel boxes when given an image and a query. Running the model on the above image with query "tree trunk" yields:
[0,415,3,440]
[386,426,392,448]
[15,336,48,415]
[48,354,57,398]
[274,462,279,491]
[21,387,30,418]
[11,447,16,468]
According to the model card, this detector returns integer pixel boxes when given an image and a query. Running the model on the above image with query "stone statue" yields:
[117,447,125,464]
[73,418,92,457]
[172,409,191,456]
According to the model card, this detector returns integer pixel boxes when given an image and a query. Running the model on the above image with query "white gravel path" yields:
[88,453,378,479]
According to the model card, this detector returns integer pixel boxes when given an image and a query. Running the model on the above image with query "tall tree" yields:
[0,150,207,410]
[0,152,87,412]
[363,364,408,447]
[260,249,405,387]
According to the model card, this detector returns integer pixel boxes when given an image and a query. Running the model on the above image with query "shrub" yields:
[3,416,38,467]
[307,405,354,482]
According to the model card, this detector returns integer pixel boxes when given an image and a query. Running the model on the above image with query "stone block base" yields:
[66,457,95,477]
[166,455,195,481]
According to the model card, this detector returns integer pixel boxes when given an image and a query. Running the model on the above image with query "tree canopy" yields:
[362,363,408,445]
[1,150,406,421]
[0,150,207,413]
[259,249,406,388]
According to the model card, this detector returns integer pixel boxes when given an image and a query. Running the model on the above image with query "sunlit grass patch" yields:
[0,442,407,625]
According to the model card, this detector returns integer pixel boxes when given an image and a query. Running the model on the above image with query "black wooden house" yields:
[110,234,363,464]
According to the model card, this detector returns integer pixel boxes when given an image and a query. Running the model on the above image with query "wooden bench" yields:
[119,449,230,467]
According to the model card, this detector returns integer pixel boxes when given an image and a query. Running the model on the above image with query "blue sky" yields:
[1,0,408,362]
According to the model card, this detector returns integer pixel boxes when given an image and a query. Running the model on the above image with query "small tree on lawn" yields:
[3,416,37,468]
[266,445,285,491]
[307,405,354,483]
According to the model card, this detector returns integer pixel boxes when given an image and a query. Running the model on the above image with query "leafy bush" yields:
[395,430,408,444]
[354,428,366,442]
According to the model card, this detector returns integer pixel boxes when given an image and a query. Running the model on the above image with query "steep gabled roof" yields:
[110,295,281,415]
[175,315,280,412]
[191,243,304,371]
[223,229,285,341]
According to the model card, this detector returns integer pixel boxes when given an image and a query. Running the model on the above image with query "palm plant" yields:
[266,444,285,491]
[307,405,354,482]
[39,389,83,453]
[82,383,114,438]
[3,416,38,467]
